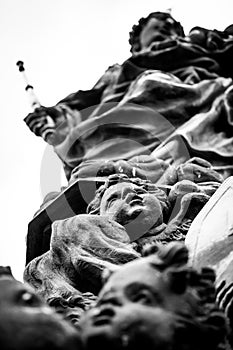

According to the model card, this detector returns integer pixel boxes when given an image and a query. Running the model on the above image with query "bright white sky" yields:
[0,0,233,280]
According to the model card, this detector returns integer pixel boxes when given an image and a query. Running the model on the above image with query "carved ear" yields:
[166,268,189,294]
[0,266,13,278]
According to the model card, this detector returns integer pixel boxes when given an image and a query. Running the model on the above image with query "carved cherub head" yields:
[87,174,170,241]
[129,11,185,53]
[0,266,81,350]
[79,243,228,350]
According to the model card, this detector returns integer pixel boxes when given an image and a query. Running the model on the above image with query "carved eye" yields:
[107,194,119,207]
[18,291,41,306]
[195,171,202,179]
[131,291,153,305]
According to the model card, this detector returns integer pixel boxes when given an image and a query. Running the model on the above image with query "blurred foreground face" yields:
[0,276,82,350]
[79,257,199,350]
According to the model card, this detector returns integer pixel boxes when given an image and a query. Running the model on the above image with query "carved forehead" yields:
[103,175,166,196]
[101,256,162,292]
[102,181,145,198]
[87,174,168,214]
[142,15,176,29]
[109,181,140,190]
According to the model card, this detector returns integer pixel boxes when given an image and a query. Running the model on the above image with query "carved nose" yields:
[99,295,123,307]
[92,305,116,326]
[121,187,135,199]
[125,192,142,203]
[98,306,115,317]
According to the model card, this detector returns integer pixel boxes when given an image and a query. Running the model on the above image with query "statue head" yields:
[79,243,228,350]
[129,11,185,53]
[0,266,82,350]
[87,174,170,241]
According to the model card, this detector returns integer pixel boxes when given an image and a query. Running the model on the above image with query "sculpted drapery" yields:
[25,30,233,180]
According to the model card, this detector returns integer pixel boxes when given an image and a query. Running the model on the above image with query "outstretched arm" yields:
[24,64,122,145]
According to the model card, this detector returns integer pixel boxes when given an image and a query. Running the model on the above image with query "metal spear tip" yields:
[16,60,25,72]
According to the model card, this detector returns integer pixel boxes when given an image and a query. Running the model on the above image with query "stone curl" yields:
[129,11,185,52]
[87,173,170,217]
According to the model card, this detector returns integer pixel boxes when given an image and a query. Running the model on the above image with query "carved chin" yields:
[112,207,142,225]
[116,204,162,225]
[81,326,174,350]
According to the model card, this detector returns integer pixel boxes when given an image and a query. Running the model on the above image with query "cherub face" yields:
[79,257,197,350]
[139,17,180,50]
[99,182,163,239]
[0,277,81,350]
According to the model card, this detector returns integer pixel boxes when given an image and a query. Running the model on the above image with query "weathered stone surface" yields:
[185,176,233,340]
[26,155,223,263]
[24,215,139,323]
[185,176,233,280]
[79,242,228,350]
[24,19,233,181]
[24,171,223,329]
[22,12,233,345]
[0,266,81,349]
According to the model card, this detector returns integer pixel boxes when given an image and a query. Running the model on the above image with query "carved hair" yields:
[87,173,169,216]
[129,11,185,53]
[141,242,229,350]
[0,266,13,278]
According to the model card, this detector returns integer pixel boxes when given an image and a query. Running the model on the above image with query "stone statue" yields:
[24,214,140,325]
[23,11,233,181]
[86,173,170,242]
[26,154,222,265]
[24,168,221,325]
[185,176,233,347]
[79,242,229,350]
[0,266,81,350]
[86,170,221,248]
[21,11,233,348]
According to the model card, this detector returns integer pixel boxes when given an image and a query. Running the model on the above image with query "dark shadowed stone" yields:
[79,242,229,350]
